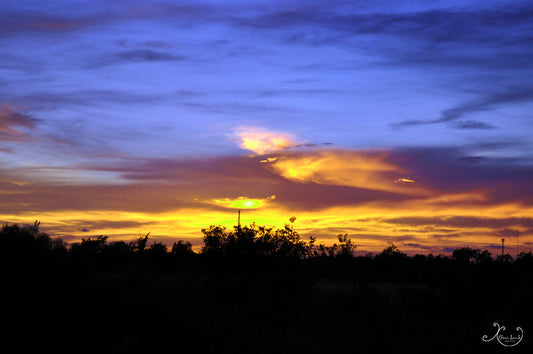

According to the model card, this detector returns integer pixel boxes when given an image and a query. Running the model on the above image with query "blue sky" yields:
[1,0,533,254]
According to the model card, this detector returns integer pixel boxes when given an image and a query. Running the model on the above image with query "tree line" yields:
[2,220,532,353]
[1,219,532,265]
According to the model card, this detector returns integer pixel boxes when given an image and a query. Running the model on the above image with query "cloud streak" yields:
[393,88,533,128]
[0,106,39,141]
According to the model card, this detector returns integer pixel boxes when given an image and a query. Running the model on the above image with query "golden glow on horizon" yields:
[3,198,532,255]
[210,195,276,209]
[2,140,531,255]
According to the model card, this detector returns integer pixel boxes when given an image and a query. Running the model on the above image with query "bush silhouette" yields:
[201,222,321,259]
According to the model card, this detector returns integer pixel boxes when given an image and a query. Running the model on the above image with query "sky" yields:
[1,0,533,255]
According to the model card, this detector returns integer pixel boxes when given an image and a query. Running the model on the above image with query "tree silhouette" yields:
[133,232,150,252]
[171,240,194,256]
[474,249,492,264]
[70,235,108,254]
[201,221,321,259]
[147,241,168,256]
[0,220,65,261]
[496,253,513,263]
[378,242,406,259]
[516,251,533,265]
[452,247,480,263]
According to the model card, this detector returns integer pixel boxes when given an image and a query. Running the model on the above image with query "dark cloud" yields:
[393,88,533,128]
[0,106,39,141]
[458,156,486,164]
[388,146,533,204]
[234,5,533,65]
[402,243,437,252]
[384,216,533,229]
[451,120,496,130]
[0,13,94,37]
[253,88,340,98]
[88,50,186,68]
[437,89,533,123]
[3,145,532,216]
[495,228,520,237]
[117,49,185,63]
[0,2,219,37]
[117,39,174,49]
[6,90,165,110]
[0,106,38,129]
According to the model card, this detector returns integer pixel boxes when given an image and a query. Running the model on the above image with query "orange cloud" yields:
[266,149,429,195]
[0,106,37,141]
[2,147,533,256]
[395,177,416,184]
[235,127,297,154]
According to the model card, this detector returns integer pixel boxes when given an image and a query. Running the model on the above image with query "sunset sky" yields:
[1,0,533,255]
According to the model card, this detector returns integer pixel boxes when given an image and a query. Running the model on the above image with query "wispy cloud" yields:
[0,106,39,141]
[384,216,533,229]
[88,49,186,68]
[393,88,533,128]
[451,120,496,130]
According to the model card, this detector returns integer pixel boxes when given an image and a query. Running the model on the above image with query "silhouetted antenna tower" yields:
[238,209,241,227]
[501,238,505,256]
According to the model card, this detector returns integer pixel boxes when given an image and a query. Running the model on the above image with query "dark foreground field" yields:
[1,223,531,353]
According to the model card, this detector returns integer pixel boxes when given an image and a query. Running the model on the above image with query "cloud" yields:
[118,49,184,62]
[0,12,94,36]
[5,90,166,111]
[1,145,533,254]
[0,106,38,141]
[394,177,416,184]
[458,156,486,164]
[265,149,429,195]
[86,49,187,68]
[260,157,278,163]
[393,88,533,128]
[451,120,496,130]
[496,228,520,237]
[234,4,533,65]
[384,216,533,229]
[235,127,299,155]
[388,146,533,203]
